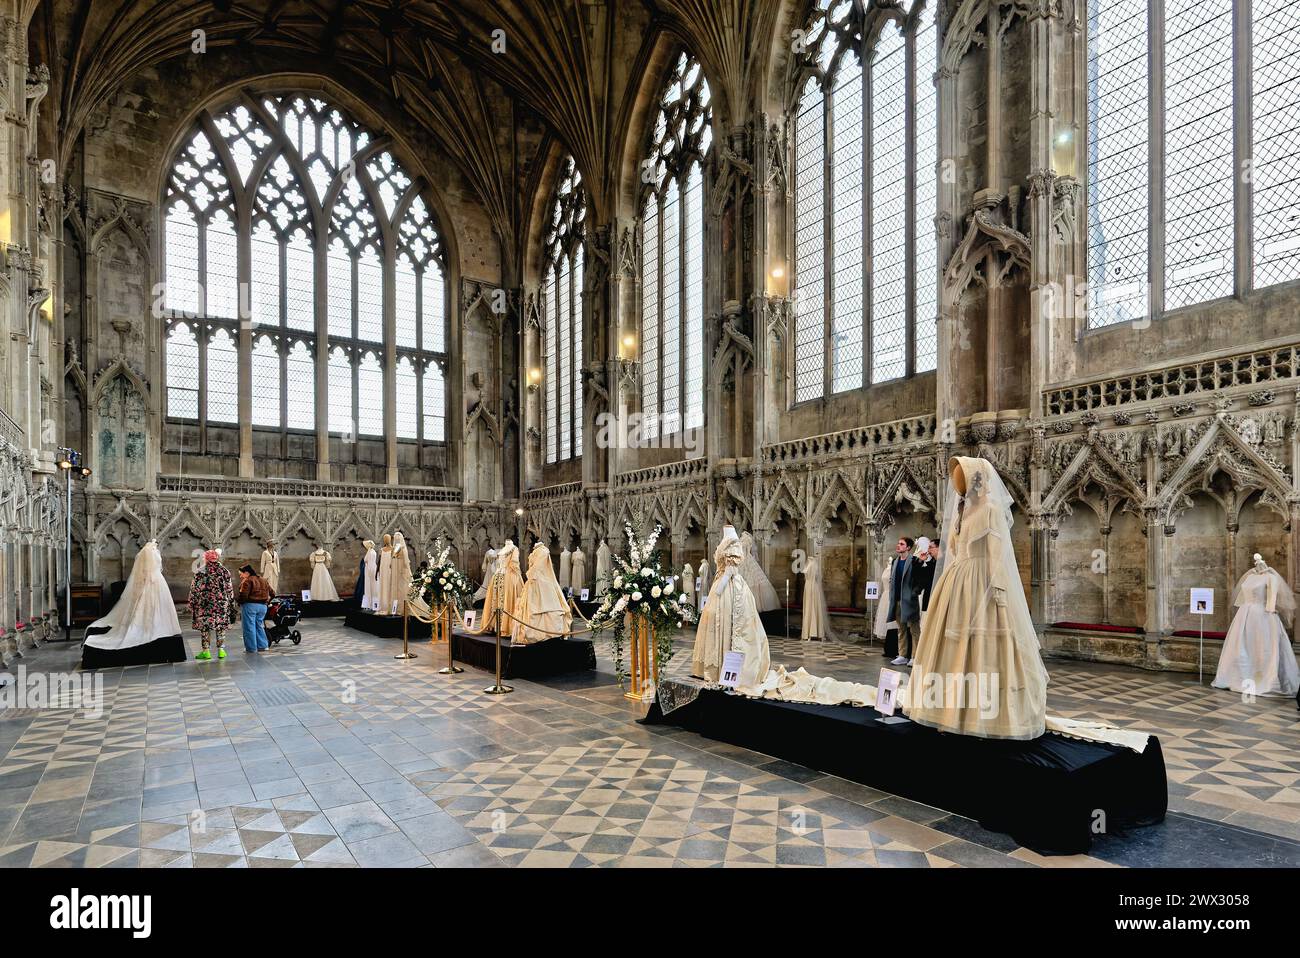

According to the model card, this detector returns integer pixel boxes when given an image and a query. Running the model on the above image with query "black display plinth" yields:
[759,609,797,637]
[343,609,432,639]
[643,685,1166,856]
[81,629,188,669]
[299,599,350,618]
[450,629,596,679]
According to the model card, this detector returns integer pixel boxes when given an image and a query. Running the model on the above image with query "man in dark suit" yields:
[889,539,921,665]
[894,537,940,666]
[882,536,914,658]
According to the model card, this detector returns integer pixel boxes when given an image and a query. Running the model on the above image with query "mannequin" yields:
[474,547,498,602]
[390,532,413,614]
[475,539,525,636]
[908,456,1048,740]
[260,540,281,595]
[691,525,770,687]
[594,539,612,595]
[681,562,695,607]
[800,553,836,642]
[570,546,587,594]
[739,532,781,612]
[558,546,572,595]
[362,540,378,611]
[1213,554,1299,696]
[513,542,572,644]
[83,540,187,668]
[698,557,711,599]
[377,534,395,614]
[309,545,340,602]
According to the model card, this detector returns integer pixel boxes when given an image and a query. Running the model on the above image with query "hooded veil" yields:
[739,532,781,612]
[513,543,572,645]
[84,541,182,651]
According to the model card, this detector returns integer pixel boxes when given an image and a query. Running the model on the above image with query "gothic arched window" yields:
[543,157,587,464]
[792,0,938,403]
[161,93,449,451]
[1087,0,1300,327]
[639,52,711,440]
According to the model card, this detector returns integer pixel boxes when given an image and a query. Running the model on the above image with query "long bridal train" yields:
[82,540,187,668]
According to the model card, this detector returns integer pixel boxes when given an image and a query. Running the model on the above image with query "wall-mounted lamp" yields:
[527,367,542,393]
[1052,129,1076,177]
[768,262,788,298]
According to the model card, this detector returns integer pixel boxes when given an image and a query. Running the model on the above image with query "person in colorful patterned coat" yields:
[188,550,235,660]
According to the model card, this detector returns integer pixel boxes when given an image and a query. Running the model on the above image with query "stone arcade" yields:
[0,0,1295,872]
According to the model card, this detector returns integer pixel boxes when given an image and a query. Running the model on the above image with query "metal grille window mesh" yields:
[166,324,199,418]
[286,342,314,430]
[684,164,704,430]
[328,348,352,435]
[423,361,445,442]
[559,257,572,460]
[545,268,558,464]
[914,3,939,373]
[1163,0,1235,309]
[163,93,447,447]
[251,224,280,327]
[661,179,682,433]
[1253,0,1300,290]
[252,336,281,427]
[574,250,585,451]
[641,202,660,435]
[207,329,239,423]
[357,353,383,436]
[831,58,864,393]
[794,77,826,404]
[870,28,908,384]
[1087,0,1150,327]
[395,358,417,438]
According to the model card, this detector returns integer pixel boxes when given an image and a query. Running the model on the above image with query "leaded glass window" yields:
[791,0,939,400]
[542,157,587,465]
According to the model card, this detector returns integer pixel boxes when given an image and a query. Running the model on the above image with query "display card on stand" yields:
[1190,588,1214,615]
[865,581,880,600]
[719,650,745,689]
[463,611,476,630]
[876,668,906,722]
[301,590,312,602]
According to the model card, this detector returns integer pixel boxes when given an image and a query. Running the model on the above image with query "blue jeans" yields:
[241,602,269,651]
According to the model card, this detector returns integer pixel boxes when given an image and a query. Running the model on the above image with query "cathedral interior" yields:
[0,0,1298,876]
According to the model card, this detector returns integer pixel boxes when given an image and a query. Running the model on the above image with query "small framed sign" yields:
[463,610,477,630]
[301,590,312,602]
[719,650,745,689]
[695,576,702,595]
[876,668,902,717]
[1190,588,1214,616]
[865,581,880,600]
[580,588,590,602]
[370,597,381,613]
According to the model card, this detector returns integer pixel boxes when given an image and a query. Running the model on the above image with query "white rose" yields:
[663,583,674,595]
[614,576,623,588]
[640,567,652,577]
[651,586,662,598]
[631,591,643,601]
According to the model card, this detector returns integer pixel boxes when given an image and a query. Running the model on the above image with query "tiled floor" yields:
[1,619,1298,868]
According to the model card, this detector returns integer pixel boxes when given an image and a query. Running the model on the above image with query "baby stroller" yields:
[265,595,302,646]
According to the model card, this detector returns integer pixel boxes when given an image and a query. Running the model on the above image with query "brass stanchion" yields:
[624,613,655,702]
[395,600,417,659]
[484,571,512,694]
[437,603,462,674]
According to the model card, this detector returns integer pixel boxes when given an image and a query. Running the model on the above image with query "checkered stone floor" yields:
[2,618,1299,867]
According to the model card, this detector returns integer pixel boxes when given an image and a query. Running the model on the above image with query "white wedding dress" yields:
[1212,566,1299,696]
[513,543,571,644]
[85,541,181,650]
[309,549,340,601]
[800,555,836,641]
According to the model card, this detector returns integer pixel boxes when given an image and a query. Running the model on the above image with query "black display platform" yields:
[644,686,1166,855]
[81,628,188,669]
[450,629,596,679]
[343,609,432,639]
[759,609,797,637]
[299,599,350,618]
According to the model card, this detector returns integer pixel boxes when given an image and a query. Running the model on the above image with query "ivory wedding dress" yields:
[558,548,572,594]
[473,547,498,602]
[1212,563,1299,696]
[569,547,587,593]
[740,532,781,612]
[907,456,1048,740]
[595,540,612,595]
[513,543,572,644]
[475,539,525,636]
[309,548,340,601]
[83,540,186,667]
[691,530,770,687]
[681,562,695,607]
[362,540,378,611]
[260,546,280,594]
[800,555,836,642]
[390,533,413,612]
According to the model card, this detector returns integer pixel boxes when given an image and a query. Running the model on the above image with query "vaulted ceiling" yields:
[31,0,793,274]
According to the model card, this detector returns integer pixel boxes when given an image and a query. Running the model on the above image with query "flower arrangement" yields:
[589,523,697,686]
[409,539,473,611]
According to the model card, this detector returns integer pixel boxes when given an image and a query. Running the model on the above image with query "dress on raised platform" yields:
[907,456,1048,740]
[1212,566,1299,696]
[595,541,612,595]
[377,543,395,614]
[390,533,413,612]
[740,532,780,612]
[84,541,183,660]
[570,548,586,594]
[513,543,572,645]
[681,563,695,607]
[558,549,572,594]
[309,548,340,601]
[800,555,836,642]
[473,548,497,602]
[362,541,378,611]
[260,548,280,595]
[475,540,524,636]
[691,533,770,687]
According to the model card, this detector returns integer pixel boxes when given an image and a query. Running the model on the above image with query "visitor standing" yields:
[238,565,272,653]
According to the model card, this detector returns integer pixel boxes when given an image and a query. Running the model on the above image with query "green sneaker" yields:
[196,649,211,661]
[217,647,227,659]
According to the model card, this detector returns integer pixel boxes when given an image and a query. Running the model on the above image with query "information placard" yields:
[719,650,745,689]
[462,611,477,631]
[865,581,880,600]
[301,590,312,602]
[876,668,902,716]
[1190,588,1214,615]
